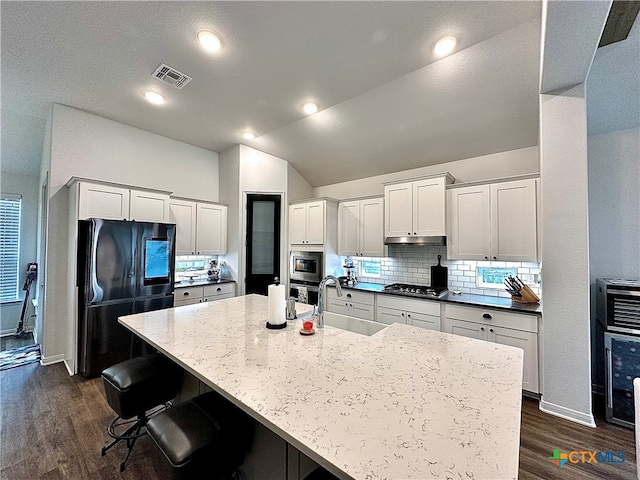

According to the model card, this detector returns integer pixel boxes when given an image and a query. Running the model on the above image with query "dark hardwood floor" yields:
[1,362,636,479]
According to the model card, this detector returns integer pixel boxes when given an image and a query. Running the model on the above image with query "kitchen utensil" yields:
[431,255,448,289]
[286,296,297,320]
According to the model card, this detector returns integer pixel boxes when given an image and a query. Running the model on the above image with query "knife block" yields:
[512,284,540,303]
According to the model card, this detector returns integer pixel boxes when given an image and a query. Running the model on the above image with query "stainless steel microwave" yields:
[289,251,323,285]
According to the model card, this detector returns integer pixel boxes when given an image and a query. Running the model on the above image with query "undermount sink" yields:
[300,311,386,336]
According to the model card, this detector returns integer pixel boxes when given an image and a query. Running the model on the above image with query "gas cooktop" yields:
[383,283,448,299]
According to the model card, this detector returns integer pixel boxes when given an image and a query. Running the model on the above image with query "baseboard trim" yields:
[539,399,596,427]
[63,358,74,376]
[40,353,64,367]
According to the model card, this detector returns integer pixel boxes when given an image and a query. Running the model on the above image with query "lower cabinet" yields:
[326,288,375,321]
[442,304,539,394]
[375,295,441,330]
[174,283,235,307]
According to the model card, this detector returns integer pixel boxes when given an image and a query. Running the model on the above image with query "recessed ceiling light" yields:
[433,36,457,57]
[242,131,255,140]
[303,102,318,115]
[144,91,165,105]
[198,31,221,52]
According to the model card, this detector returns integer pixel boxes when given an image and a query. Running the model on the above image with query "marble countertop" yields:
[119,294,523,480]
[334,282,542,314]
[174,278,235,288]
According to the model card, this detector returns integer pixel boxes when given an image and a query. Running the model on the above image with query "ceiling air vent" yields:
[152,63,192,89]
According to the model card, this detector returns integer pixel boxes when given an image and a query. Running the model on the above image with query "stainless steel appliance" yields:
[383,283,448,299]
[605,332,640,428]
[596,278,640,428]
[289,251,323,284]
[77,219,176,377]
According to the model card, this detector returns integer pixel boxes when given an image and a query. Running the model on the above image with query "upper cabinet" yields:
[75,180,169,223]
[338,197,384,257]
[289,200,325,245]
[448,178,538,262]
[384,174,453,239]
[169,199,227,255]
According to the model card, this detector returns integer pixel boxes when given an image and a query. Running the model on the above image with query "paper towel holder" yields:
[266,277,287,330]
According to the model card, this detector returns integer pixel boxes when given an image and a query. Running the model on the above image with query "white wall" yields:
[43,104,220,371]
[219,145,241,284]
[0,172,39,336]
[313,146,539,199]
[588,127,640,286]
[287,163,313,202]
[539,85,594,427]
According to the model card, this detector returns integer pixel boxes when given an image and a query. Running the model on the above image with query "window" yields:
[0,194,22,302]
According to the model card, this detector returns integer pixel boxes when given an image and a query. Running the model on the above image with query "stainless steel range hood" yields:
[384,235,446,246]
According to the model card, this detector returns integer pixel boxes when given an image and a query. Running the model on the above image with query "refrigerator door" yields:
[83,219,136,303]
[79,301,135,377]
[134,294,175,314]
[136,222,176,298]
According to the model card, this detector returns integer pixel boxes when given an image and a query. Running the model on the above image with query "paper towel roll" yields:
[268,283,286,326]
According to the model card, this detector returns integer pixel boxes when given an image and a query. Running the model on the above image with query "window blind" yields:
[0,194,21,302]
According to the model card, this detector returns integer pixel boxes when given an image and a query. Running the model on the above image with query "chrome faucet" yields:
[317,275,342,328]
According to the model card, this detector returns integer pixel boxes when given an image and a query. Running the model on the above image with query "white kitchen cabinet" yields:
[384,174,453,240]
[76,180,170,222]
[442,303,539,393]
[447,178,538,262]
[375,294,441,330]
[289,200,325,245]
[174,282,235,307]
[326,288,375,321]
[338,197,384,257]
[169,200,227,255]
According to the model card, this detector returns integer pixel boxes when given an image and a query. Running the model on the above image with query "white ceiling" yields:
[3,2,545,185]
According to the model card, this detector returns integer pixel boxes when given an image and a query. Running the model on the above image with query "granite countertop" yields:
[333,282,542,314]
[174,278,236,288]
[119,294,523,480]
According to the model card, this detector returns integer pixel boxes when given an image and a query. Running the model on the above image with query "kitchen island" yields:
[119,294,524,480]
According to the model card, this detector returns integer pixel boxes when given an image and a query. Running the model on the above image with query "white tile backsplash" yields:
[352,245,541,299]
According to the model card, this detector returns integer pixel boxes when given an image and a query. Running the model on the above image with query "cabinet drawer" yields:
[377,294,440,316]
[350,302,375,321]
[408,312,441,331]
[175,298,202,307]
[327,287,375,306]
[376,306,407,325]
[443,304,537,333]
[205,293,235,302]
[203,283,235,298]
[176,286,204,301]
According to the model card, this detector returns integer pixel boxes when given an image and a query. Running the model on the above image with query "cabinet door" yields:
[489,326,539,393]
[196,203,227,255]
[376,306,406,325]
[407,312,441,331]
[289,204,308,244]
[350,302,375,321]
[338,201,360,256]
[413,177,446,236]
[78,182,130,220]
[305,201,325,245]
[490,179,538,262]
[384,183,413,238]
[442,318,488,340]
[169,200,197,255]
[360,198,384,257]
[129,190,169,222]
[448,185,490,260]
[327,298,350,316]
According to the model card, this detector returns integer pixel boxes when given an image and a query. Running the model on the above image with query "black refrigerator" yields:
[77,218,176,377]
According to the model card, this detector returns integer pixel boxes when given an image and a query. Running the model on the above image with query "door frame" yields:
[240,191,286,296]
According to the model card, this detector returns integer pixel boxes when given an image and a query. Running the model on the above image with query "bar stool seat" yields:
[101,353,181,471]
[146,391,254,480]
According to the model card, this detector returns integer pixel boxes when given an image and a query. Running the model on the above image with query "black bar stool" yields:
[101,353,181,471]
[146,391,255,480]
[304,467,341,480]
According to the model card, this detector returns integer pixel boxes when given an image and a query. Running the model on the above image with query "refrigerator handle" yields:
[606,348,613,409]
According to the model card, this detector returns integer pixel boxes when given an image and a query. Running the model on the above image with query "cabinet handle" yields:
[484,256,488,259]
[217,287,222,292]
[493,256,497,260]
[490,328,494,333]
[183,292,190,296]
[349,303,353,307]
[482,313,492,319]
[408,232,411,235]
[407,314,411,318]
[347,293,352,298]
[401,313,405,316]
[481,327,485,331]
[413,232,417,235]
